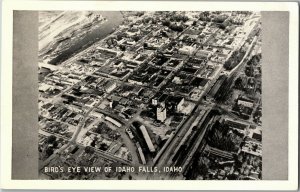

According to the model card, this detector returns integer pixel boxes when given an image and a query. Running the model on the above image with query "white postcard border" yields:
[1,0,298,190]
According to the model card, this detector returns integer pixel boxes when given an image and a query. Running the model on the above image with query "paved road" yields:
[153,104,209,169]
[228,36,258,77]
[76,142,132,165]
[150,17,260,179]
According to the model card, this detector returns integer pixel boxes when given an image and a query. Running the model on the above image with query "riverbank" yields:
[43,11,124,65]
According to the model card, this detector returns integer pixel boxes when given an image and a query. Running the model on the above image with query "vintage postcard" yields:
[0,0,298,190]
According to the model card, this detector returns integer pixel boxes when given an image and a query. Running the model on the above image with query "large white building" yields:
[179,45,196,55]
[237,98,254,108]
[156,105,167,122]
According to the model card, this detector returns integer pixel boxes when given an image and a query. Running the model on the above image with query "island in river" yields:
[39,11,124,65]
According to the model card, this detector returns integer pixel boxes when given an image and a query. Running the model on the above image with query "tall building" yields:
[157,105,167,122]
[152,98,158,106]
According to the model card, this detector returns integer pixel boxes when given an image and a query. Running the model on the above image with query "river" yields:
[48,11,124,65]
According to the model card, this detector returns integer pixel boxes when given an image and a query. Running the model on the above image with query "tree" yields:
[162,20,171,27]
[53,140,58,148]
[203,11,210,18]
[200,12,210,21]
[119,45,126,51]
[218,23,226,30]
[171,14,189,22]
[95,127,102,134]
[143,43,148,48]
[117,175,122,180]
[227,174,238,180]
[99,143,108,151]
[45,147,54,157]
[91,139,96,147]
[169,24,184,32]
[234,77,244,90]
[199,163,209,176]
[47,135,57,144]
[85,146,95,154]
[132,35,141,42]
[136,12,144,17]
[143,17,152,24]
[252,144,258,152]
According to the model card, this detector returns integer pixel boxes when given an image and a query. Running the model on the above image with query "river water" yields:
[49,11,124,65]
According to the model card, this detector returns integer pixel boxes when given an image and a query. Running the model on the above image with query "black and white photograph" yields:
[0,0,298,190]
[38,11,262,180]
